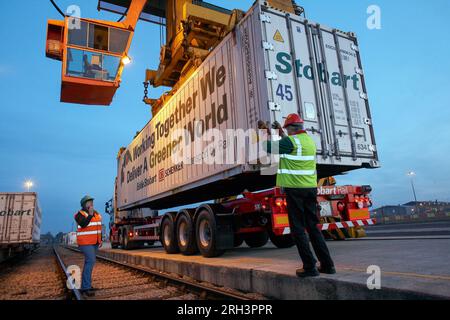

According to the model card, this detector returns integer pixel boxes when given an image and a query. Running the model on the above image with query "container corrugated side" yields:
[0,193,41,245]
[116,2,379,211]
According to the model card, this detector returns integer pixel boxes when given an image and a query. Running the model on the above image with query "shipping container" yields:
[63,232,77,246]
[116,2,379,211]
[0,192,41,247]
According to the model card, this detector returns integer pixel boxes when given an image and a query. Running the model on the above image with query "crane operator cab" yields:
[46,18,133,105]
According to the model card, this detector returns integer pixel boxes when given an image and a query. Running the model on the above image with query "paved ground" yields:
[364,220,450,238]
[100,222,450,299]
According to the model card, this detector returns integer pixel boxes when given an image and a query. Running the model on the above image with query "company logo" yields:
[275,52,360,91]
[158,169,165,182]
[317,186,348,196]
[0,209,32,216]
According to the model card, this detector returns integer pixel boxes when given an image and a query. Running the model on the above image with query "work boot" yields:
[296,268,320,278]
[318,265,337,275]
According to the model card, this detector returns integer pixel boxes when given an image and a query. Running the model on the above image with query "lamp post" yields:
[24,180,33,192]
[407,171,418,214]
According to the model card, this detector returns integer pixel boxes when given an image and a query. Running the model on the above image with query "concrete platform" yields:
[98,235,450,300]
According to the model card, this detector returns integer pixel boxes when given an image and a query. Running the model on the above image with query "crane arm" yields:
[121,0,147,30]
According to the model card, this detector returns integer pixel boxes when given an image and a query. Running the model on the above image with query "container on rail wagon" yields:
[116,3,379,211]
[0,193,42,246]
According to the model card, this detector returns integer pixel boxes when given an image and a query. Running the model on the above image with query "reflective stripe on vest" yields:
[77,221,102,228]
[276,133,318,188]
[279,137,316,162]
[75,211,102,246]
[277,169,316,175]
[77,231,102,236]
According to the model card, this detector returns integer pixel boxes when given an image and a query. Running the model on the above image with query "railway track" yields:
[0,246,67,300]
[56,246,262,300]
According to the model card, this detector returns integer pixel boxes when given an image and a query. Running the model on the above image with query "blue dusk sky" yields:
[0,0,449,234]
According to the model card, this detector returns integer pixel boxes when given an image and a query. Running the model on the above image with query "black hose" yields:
[50,0,66,17]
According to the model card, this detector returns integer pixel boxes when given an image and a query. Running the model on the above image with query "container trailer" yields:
[108,2,379,257]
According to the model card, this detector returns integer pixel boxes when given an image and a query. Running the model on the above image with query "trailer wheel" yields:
[110,234,119,249]
[269,232,295,248]
[195,210,225,258]
[176,213,198,255]
[119,229,125,248]
[122,229,134,250]
[245,231,269,248]
[161,216,179,254]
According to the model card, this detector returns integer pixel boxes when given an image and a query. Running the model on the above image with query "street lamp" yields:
[407,171,418,213]
[24,180,33,192]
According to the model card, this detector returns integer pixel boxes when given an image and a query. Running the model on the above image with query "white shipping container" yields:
[65,232,77,246]
[0,193,42,245]
[116,2,379,211]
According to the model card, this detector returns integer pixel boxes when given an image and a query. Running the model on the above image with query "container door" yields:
[261,10,328,156]
[0,194,8,243]
[313,28,378,162]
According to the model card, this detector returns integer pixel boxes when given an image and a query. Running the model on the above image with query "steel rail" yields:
[53,246,83,301]
[62,245,255,300]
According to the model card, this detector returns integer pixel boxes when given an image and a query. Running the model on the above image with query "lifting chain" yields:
[143,81,149,102]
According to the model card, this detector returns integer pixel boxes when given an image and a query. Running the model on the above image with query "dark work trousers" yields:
[284,187,334,270]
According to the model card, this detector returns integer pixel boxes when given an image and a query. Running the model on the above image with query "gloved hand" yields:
[272,121,282,130]
[257,120,269,130]
[272,121,286,137]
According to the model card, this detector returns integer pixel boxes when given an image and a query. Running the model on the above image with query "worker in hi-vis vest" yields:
[258,114,335,278]
[74,195,102,296]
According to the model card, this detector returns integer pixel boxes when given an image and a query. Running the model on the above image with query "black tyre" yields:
[119,229,125,248]
[195,210,225,258]
[161,216,179,254]
[176,213,198,255]
[110,234,119,249]
[269,232,295,248]
[245,231,269,248]
[122,229,134,250]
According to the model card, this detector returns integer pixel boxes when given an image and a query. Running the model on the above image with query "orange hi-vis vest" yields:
[75,210,102,246]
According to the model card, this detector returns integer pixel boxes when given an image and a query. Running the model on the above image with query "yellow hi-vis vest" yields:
[75,211,102,246]
[276,133,318,188]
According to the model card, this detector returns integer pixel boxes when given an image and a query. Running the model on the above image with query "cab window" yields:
[88,24,109,51]
[66,48,120,82]
[109,28,130,54]
[68,21,88,47]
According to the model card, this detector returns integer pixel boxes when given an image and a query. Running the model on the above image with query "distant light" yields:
[407,171,416,177]
[24,180,33,191]
[122,56,131,65]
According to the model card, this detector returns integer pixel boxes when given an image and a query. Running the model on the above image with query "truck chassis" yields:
[108,185,375,257]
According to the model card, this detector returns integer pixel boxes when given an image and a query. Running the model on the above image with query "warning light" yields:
[122,55,131,65]
[275,198,284,207]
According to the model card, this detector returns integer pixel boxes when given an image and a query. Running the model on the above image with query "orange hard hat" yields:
[283,114,304,128]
